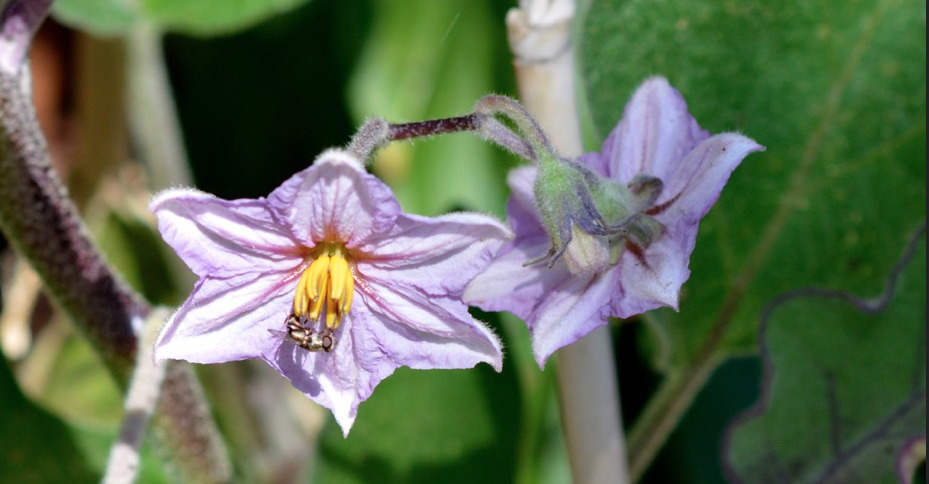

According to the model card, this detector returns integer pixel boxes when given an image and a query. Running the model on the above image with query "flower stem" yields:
[387,114,479,140]
[349,111,535,163]
[0,0,53,75]
[505,1,631,483]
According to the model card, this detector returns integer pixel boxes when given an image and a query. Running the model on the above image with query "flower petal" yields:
[609,134,762,317]
[268,149,401,247]
[155,272,294,364]
[364,307,502,371]
[527,269,619,368]
[151,188,304,278]
[601,76,709,192]
[612,235,687,318]
[268,321,361,435]
[355,211,510,295]
[505,166,546,234]
[357,278,504,371]
[463,165,560,317]
[658,133,765,229]
[463,234,561,320]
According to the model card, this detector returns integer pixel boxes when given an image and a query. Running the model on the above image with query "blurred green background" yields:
[1,0,924,483]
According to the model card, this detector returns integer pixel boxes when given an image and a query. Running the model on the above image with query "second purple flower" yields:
[464,77,764,367]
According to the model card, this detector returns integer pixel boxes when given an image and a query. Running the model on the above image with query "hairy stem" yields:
[348,112,534,163]
[0,67,231,483]
[388,114,479,140]
[0,69,142,380]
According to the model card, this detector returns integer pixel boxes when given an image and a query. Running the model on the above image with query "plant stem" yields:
[387,114,479,140]
[506,1,630,483]
[0,65,231,483]
[0,0,53,74]
[0,69,142,380]
[350,111,535,163]
[104,309,169,484]
[127,22,193,189]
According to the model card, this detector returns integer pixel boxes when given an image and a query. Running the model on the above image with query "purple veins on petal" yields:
[151,149,510,435]
[465,76,764,368]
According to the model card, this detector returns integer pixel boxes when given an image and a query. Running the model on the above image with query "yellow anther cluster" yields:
[293,244,354,329]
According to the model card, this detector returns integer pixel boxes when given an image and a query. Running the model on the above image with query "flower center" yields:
[292,243,355,330]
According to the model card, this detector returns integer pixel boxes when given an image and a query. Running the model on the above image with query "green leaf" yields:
[141,0,312,36]
[580,0,926,474]
[52,0,312,36]
[724,226,926,482]
[315,363,522,483]
[0,357,98,483]
[347,0,516,217]
[52,0,138,36]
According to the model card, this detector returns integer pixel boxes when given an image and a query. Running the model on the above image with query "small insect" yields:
[269,314,336,353]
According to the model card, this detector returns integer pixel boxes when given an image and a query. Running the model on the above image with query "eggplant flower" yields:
[464,77,764,367]
[151,149,509,435]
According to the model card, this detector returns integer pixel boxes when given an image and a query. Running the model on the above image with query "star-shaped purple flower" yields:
[464,77,764,367]
[151,149,509,435]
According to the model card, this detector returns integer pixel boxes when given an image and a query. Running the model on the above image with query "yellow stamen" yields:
[306,255,330,301]
[308,283,326,321]
[326,248,352,329]
[328,249,350,301]
[340,271,354,317]
[292,243,356,331]
[293,266,314,317]
[325,289,338,329]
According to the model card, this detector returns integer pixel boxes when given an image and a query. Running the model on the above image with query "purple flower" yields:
[151,149,509,435]
[464,77,764,367]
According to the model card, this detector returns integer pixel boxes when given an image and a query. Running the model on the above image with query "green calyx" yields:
[530,153,666,275]
[470,93,666,275]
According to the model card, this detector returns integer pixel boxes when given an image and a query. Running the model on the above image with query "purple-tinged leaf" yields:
[724,225,926,483]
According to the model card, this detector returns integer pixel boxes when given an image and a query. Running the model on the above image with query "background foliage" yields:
[0,0,924,482]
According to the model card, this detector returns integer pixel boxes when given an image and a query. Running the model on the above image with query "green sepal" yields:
[530,152,666,272]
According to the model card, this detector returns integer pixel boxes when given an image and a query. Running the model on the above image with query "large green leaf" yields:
[52,0,311,36]
[724,226,926,482]
[580,0,926,475]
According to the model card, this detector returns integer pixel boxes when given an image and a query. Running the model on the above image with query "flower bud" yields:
[563,226,611,276]
[530,151,666,274]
